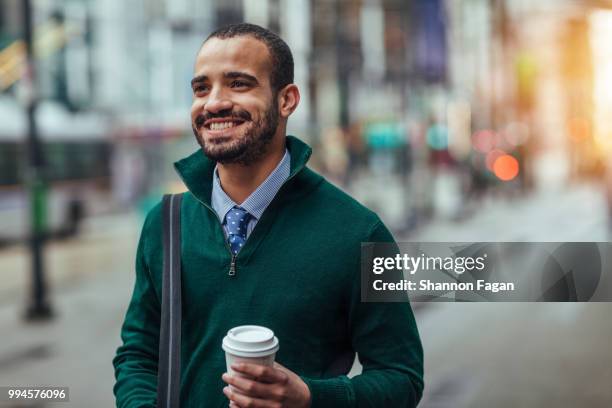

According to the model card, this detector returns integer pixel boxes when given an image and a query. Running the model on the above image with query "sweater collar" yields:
[174,135,312,206]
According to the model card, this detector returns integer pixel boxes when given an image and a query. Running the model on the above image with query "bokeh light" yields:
[589,10,612,153]
[472,129,496,153]
[426,124,449,151]
[493,154,520,181]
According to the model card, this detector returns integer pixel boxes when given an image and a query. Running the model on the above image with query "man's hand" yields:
[222,362,311,408]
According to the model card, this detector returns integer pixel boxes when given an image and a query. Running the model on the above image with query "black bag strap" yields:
[157,193,183,408]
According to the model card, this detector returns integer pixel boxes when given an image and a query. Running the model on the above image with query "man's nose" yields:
[204,87,233,114]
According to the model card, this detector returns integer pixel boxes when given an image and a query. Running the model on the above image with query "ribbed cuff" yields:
[300,376,355,408]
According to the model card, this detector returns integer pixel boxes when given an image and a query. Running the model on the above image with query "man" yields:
[113,23,423,408]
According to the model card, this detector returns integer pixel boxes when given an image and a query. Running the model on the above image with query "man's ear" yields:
[277,84,300,118]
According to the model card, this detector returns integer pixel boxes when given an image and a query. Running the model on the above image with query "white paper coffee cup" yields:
[222,325,280,379]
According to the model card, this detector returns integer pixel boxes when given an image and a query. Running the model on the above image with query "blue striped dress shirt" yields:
[211,149,291,239]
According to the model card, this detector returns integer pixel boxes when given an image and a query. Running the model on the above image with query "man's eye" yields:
[231,80,248,88]
[194,85,209,94]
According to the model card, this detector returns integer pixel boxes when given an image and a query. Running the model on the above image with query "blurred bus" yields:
[0,100,113,245]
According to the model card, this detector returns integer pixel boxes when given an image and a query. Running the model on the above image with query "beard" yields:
[193,101,279,166]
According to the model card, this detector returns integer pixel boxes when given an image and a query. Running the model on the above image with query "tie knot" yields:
[225,206,251,238]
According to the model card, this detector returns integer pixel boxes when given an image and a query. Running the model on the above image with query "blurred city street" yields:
[0,181,610,407]
[2,0,612,406]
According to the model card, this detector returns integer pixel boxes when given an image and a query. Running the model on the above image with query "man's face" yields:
[190,36,279,165]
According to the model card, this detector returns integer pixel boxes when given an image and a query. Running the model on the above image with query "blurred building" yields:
[1,0,612,236]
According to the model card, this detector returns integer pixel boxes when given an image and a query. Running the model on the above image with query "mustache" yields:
[195,109,252,129]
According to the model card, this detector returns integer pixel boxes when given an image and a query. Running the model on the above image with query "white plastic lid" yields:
[222,325,280,358]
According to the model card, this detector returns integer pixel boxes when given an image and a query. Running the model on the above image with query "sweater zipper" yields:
[171,189,236,275]
[229,255,236,276]
[175,161,307,277]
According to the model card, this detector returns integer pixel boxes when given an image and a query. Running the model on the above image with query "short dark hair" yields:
[205,23,294,93]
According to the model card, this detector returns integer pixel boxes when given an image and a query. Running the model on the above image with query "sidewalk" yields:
[0,212,141,407]
[417,302,612,408]
[0,212,142,306]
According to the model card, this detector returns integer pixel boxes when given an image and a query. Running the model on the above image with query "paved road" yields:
[404,183,609,242]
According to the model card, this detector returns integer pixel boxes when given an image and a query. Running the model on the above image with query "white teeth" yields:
[209,121,236,130]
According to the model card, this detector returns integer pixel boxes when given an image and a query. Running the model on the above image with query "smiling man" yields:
[113,23,423,408]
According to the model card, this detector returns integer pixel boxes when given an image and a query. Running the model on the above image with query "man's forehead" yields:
[194,36,272,78]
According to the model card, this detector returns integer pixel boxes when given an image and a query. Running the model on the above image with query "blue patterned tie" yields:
[226,206,252,255]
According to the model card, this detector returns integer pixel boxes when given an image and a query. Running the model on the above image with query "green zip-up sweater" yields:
[113,136,424,408]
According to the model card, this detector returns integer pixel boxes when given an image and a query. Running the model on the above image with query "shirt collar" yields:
[211,149,291,222]
[174,136,313,207]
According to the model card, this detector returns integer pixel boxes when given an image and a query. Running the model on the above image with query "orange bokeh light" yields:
[493,155,519,181]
